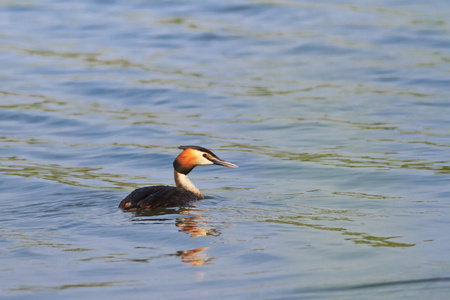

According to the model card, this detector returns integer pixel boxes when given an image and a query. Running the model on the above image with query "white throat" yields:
[174,170,203,199]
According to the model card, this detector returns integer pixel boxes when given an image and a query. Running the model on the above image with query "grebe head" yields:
[173,145,238,174]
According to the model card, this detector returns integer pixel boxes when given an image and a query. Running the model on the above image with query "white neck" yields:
[174,170,203,199]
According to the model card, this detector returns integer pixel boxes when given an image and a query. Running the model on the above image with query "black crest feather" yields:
[178,145,219,158]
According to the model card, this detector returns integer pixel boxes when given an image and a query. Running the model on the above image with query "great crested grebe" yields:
[119,145,238,210]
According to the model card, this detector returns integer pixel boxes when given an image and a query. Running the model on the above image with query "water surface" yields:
[1,0,450,299]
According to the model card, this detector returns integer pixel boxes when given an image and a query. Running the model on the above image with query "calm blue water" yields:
[1,0,450,299]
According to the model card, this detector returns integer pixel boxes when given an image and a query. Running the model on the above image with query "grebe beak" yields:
[209,158,239,168]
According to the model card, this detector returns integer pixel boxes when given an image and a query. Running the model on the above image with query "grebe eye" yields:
[202,153,208,158]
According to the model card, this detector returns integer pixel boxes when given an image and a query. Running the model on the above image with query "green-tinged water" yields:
[1,0,450,299]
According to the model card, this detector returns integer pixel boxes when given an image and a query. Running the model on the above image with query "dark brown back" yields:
[119,186,199,210]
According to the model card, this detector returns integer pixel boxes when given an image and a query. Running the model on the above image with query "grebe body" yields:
[119,145,238,210]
